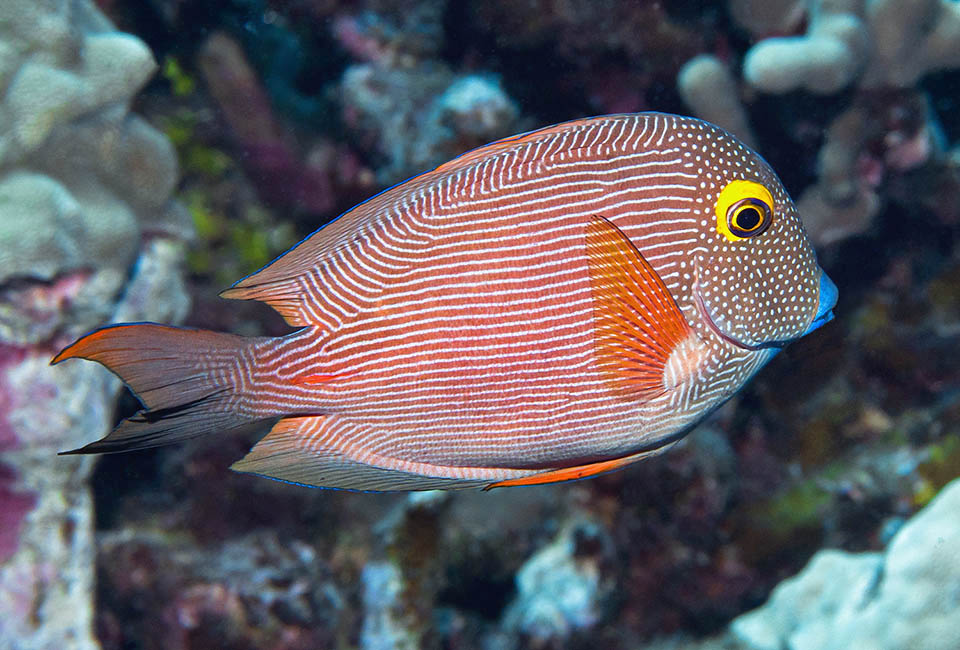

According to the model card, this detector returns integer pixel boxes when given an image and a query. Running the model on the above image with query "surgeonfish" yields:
[53,113,838,491]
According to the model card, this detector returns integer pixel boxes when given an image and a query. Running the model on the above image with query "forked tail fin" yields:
[52,323,269,454]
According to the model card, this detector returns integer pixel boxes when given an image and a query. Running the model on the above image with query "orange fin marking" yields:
[51,324,143,365]
[584,215,693,400]
[484,445,672,490]
[291,372,352,385]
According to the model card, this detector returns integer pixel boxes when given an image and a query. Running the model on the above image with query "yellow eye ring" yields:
[728,198,771,237]
[715,180,774,242]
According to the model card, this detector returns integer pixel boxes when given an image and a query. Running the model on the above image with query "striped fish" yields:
[53,113,837,491]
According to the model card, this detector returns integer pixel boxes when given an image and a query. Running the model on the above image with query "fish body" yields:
[53,113,837,491]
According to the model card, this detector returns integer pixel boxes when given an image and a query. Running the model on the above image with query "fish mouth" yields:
[693,268,838,351]
[801,271,838,336]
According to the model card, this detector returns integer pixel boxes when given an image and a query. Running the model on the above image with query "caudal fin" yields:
[52,323,267,454]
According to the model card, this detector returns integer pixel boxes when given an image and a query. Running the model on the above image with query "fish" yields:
[52,112,838,491]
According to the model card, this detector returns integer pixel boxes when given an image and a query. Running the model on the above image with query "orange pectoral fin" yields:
[484,444,673,490]
[584,215,694,401]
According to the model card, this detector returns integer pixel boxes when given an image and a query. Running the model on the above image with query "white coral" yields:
[732,478,960,650]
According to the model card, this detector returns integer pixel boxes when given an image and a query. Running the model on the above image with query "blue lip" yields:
[803,271,838,336]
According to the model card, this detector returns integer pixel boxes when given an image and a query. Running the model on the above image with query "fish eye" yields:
[727,198,771,238]
[715,180,775,242]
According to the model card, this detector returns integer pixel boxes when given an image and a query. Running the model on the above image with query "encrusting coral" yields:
[732,478,960,650]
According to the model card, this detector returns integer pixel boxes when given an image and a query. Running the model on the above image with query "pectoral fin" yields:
[584,215,694,400]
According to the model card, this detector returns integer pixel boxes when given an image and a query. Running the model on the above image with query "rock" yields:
[0,239,189,650]
[97,528,343,650]
[731,478,960,650]
[361,562,420,650]
[341,62,519,183]
[503,518,615,643]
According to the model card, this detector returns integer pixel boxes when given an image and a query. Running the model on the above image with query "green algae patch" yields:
[734,479,832,566]
[161,56,196,97]
[916,435,960,506]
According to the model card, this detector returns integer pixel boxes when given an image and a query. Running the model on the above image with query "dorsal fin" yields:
[584,214,694,400]
[221,278,311,327]
[430,116,609,175]
[221,116,635,327]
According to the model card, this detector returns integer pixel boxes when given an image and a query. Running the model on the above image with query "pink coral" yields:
[198,32,345,215]
[0,464,36,563]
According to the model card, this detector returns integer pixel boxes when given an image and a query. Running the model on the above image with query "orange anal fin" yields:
[584,215,694,401]
[484,445,671,490]
[231,416,493,491]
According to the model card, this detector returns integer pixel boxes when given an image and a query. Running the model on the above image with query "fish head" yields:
[684,123,837,350]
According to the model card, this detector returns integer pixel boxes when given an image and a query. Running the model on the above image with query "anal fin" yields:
[231,416,502,491]
[484,443,677,490]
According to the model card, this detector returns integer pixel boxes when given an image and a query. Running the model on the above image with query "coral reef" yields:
[741,0,960,93]
[677,55,757,148]
[335,8,520,184]
[0,1,189,649]
[741,1,868,95]
[731,477,960,650]
[503,518,615,644]
[196,30,352,216]
[720,0,960,248]
[96,529,344,650]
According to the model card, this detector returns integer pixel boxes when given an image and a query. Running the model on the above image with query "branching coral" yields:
[680,0,960,247]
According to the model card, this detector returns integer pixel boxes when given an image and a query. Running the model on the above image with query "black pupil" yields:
[737,206,762,231]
